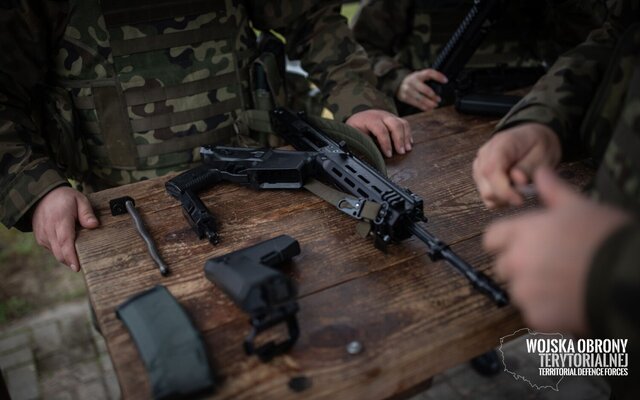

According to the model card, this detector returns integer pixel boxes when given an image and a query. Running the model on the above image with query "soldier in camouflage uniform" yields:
[352,0,607,113]
[474,0,639,398]
[0,0,413,271]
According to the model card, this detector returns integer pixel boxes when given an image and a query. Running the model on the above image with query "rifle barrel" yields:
[408,223,509,306]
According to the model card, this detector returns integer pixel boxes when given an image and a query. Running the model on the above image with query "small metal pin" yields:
[110,196,170,276]
[515,184,538,198]
[124,201,170,276]
[346,341,364,355]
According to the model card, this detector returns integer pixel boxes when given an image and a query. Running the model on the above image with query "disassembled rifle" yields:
[166,108,509,307]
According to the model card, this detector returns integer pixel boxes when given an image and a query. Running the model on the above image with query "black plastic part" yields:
[181,189,220,244]
[455,93,522,117]
[409,224,509,307]
[201,146,314,190]
[455,66,546,95]
[205,235,301,361]
[110,196,134,216]
[166,148,314,244]
[288,375,313,392]
[166,165,224,244]
[470,349,502,376]
[0,371,11,400]
[244,304,300,362]
[116,285,216,399]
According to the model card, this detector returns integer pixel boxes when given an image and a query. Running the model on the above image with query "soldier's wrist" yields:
[14,182,71,232]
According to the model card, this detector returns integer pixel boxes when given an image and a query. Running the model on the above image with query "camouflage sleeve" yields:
[249,1,397,122]
[351,0,414,99]
[495,0,637,155]
[587,222,640,398]
[0,1,70,230]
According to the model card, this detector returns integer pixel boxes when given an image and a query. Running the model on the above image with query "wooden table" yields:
[76,107,591,399]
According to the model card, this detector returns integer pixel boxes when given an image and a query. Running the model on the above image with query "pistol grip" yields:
[165,166,223,244]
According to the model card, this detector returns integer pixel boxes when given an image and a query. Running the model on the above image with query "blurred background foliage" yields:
[0,226,86,324]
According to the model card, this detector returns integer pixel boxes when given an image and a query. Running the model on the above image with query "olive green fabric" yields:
[304,178,382,238]
[116,285,215,400]
[242,109,387,175]
[305,114,387,176]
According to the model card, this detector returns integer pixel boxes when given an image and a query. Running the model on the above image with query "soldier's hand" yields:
[32,186,100,272]
[397,69,448,111]
[346,109,412,158]
[473,123,561,209]
[484,167,630,335]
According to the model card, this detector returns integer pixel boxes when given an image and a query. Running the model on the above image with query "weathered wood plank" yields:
[75,107,590,399]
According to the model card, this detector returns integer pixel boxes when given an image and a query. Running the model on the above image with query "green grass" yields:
[0,225,86,325]
[0,297,33,324]
[0,227,40,261]
[61,286,89,303]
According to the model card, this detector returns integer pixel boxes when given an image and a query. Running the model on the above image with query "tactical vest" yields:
[47,0,264,186]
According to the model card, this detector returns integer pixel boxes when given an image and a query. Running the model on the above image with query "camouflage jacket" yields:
[497,1,640,398]
[352,0,607,98]
[0,0,395,230]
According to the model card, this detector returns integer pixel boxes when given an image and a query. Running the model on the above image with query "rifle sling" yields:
[92,85,138,168]
[304,179,380,237]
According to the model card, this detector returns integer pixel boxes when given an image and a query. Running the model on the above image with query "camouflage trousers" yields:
[589,23,640,214]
